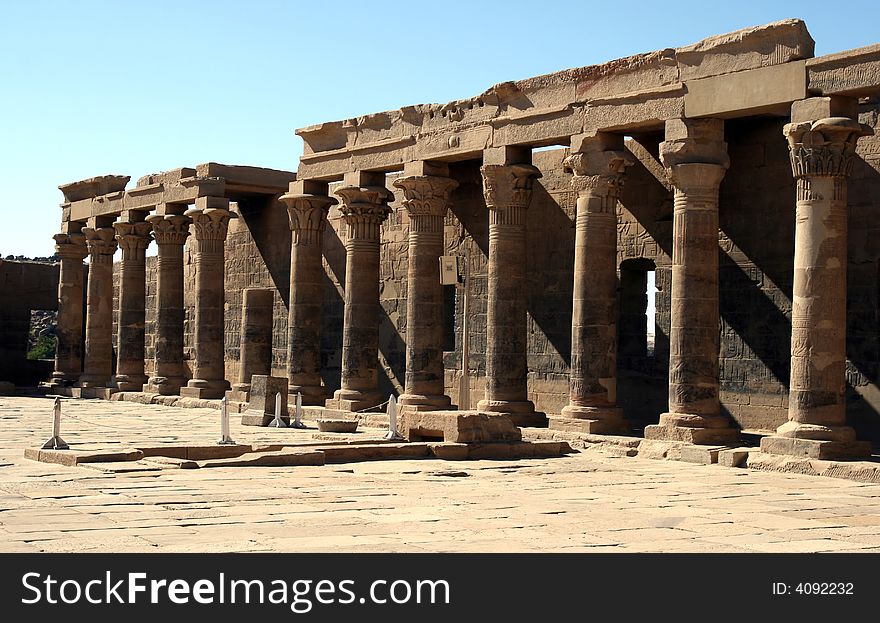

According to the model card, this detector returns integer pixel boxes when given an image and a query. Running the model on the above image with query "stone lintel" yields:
[195,162,296,193]
[806,43,880,97]
[684,61,807,119]
[59,175,130,202]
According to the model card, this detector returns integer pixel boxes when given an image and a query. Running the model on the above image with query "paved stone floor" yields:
[1,395,880,553]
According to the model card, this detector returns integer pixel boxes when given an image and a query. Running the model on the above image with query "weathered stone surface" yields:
[228,288,274,402]
[718,447,753,468]
[759,436,872,460]
[684,61,807,118]
[400,410,522,443]
[241,374,289,426]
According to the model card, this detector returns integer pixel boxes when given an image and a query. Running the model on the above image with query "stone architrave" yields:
[144,213,191,395]
[112,218,152,391]
[476,159,547,427]
[393,162,458,412]
[47,231,88,387]
[279,181,337,405]
[228,288,275,403]
[77,226,118,390]
[326,172,392,412]
[644,118,739,445]
[552,134,633,434]
[761,98,873,460]
[180,199,236,399]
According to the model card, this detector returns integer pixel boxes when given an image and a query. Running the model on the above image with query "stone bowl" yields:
[317,419,359,433]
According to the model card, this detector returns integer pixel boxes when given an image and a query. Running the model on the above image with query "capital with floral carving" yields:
[183,207,237,241]
[53,232,88,260]
[147,213,192,246]
[480,163,542,211]
[784,117,873,179]
[563,150,633,197]
[335,185,393,225]
[392,175,458,218]
[82,226,118,256]
[113,221,153,257]
[280,193,337,245]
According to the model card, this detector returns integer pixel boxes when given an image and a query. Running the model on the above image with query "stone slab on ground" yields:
[636,439,688,460]
[400,410,522,443]
[759,436,873,460]
[78,461,163,474]
[680,445,728,465]
[747,451,880,483]
[23,447,144,466]
[718,447,754,468]
[198,449,325,468]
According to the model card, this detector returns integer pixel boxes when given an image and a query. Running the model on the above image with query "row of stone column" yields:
[50,199,237,399]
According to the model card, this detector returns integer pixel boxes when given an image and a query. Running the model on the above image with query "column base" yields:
[71,387,115,400]
[476,399,548,428]
[644,412,740,445]
[326,389,384,412]
[143,376,185,396]
[180,379,230,400]
[113,374,148,392]
[226,384,251,403]
[77,375,112,389]
[550,405,629,435]
[398,392,452,413]
[288,384,327,406]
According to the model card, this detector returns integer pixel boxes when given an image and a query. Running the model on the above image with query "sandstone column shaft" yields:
[328,180,391,412]
[556,141,632,434]
[280,185,336,405]
[78,226,117,388]
[144,213,190,395]
[236,288,275,390]
[49,232,88,385]
[477,163,543,426]
[393,171,458,411]
[772,112,873,451]
[180,202,236,399]
[113,220,152,391]
[645,118,737,444]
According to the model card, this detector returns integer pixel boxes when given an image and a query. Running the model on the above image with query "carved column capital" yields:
[147,213,192,245]
[279,193,336,245]
[563,150,633,198]
[783,117,873,179]
[480,163,542,213]
[184,206,236,242]
[81,226,118,257]
[393,174,458,234]
[53,232,88,260]
[113,221,153,258]
[335,185,393,240]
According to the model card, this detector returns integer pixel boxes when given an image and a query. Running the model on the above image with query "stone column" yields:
[228,287,275,402]
[552,133,632,434]
[77,226,118,390]
[326,172,391,412]
[180,198,236,399]
[476,154,546,427]
[47,231,88,387]
[112,218,152,391]
[761,97,873,460]
[393,162,458,411]
[279,181,336,405]
[645,118,738,444]
[144,213,191,395]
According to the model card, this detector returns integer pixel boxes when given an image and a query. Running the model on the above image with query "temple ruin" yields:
[35,19,880,461]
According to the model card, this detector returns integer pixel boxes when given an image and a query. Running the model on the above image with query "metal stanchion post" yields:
[384,394,404,441]
[291,391,306,429]
[218,396,235,445]
[269,391,288,428]
[41,397,70,450]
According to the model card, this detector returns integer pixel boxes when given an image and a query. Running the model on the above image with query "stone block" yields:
[644,423,740,445]
[241,375,289,427]
[636,439,686,461]
[684,61,806,118]
[548,415,629,436]
[718,447,753,468]
[680,445,726,465]
[759,435,872,460]
[790,95,859,123]
[400,410,522,443]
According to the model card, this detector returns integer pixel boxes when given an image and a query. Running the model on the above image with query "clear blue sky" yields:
[0,0,877,257]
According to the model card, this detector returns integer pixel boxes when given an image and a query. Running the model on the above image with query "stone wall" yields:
[117,103,880,440]
[0,259,59,384]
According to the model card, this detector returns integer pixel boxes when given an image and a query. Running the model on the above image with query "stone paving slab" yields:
[2,396,880,553]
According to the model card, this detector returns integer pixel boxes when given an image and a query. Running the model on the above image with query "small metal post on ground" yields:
[41,397,69,450]
[269,391,288,428]
[384,394,404,441]
[291,391,306,429]
[218,397,235,445]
